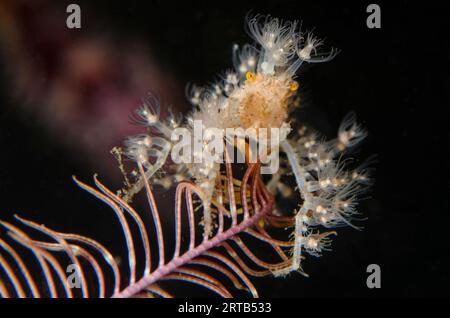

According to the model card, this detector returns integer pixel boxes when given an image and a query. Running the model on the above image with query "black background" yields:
[0,0,449,298]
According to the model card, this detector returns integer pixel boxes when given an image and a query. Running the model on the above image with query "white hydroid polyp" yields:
[337,111,368,150]
[232,44,259,75]
[247,15,298,74]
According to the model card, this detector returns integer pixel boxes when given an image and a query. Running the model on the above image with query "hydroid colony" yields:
[0,14,371,297]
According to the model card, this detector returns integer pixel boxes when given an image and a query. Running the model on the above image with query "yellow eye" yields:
[290,81,300,91]
[245,71,256,81]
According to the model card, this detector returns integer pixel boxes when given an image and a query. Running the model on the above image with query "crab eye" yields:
[245,71,256,81]
[289,80,300,91]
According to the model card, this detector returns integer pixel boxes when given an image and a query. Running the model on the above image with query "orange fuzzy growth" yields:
[234,73,294,129]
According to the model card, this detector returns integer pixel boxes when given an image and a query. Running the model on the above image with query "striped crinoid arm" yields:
[0,162,297,298]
